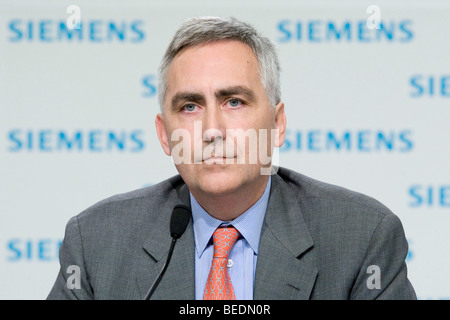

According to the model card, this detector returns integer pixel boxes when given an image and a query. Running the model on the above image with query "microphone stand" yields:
[143,204,191,300]
[143,238,177,300]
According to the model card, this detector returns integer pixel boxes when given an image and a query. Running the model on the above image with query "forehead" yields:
[166,40,264,97]
[173,39,258,68]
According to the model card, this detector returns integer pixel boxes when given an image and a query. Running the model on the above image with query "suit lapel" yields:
[135,173,318,300]
[136,182,196,299]
[254,174,318,300]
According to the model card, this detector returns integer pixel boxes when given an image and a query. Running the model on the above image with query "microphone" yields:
[143,204,191,300]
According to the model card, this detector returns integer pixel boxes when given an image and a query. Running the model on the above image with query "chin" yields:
[198,167,244,195]
[177,162,266,194]
[178,163,249,195]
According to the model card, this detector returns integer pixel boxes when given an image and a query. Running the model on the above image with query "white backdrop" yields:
[1,0,449,299]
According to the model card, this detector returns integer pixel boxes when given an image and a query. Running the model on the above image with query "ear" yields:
[273,102,286,148]
[155,113,171,156]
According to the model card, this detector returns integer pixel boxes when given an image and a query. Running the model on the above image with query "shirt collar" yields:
[191,176,271,258]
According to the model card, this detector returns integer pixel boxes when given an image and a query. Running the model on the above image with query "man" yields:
[47,17,416,300]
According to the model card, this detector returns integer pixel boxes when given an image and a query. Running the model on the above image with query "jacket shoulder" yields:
[74,174,186,227]
[276,167,394,219]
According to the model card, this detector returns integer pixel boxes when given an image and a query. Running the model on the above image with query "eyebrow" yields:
[170,85,256,111]
[171,92,205,111]
[215,86,256,102]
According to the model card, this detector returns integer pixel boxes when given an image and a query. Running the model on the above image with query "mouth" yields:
[203,156,236,164]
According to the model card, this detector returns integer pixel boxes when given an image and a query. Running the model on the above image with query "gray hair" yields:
[158,16,281,111]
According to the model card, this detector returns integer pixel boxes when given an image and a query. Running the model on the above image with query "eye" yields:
[226,98,243,108]
[182,104,198,112]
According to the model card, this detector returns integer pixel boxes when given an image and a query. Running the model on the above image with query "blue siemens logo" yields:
[409,75,450,97]
[7,129,145,152]
[408,185,450,207]
[7,19,145,43]
[142,74,157,98]
[406,240,413,262]
[277,20,413,43]
[280,129,413,152]
[6,238,62,262]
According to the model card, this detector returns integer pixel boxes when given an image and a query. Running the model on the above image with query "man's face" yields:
[156,40,286,197]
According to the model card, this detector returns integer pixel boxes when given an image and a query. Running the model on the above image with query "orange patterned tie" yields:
[203,226,240,300]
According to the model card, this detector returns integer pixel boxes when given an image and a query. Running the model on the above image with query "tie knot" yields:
[212,226,240,258]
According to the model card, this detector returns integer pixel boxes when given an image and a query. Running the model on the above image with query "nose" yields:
[203,107,226,142]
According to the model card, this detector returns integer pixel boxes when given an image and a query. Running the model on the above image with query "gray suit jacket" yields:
[47,167,416,299]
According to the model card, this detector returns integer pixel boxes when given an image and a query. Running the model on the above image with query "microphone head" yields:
[170,204,191,239]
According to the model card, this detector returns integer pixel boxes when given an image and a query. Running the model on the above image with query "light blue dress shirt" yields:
[190,176,271,300]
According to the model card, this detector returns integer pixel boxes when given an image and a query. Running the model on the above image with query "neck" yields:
[191,176,269,221]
